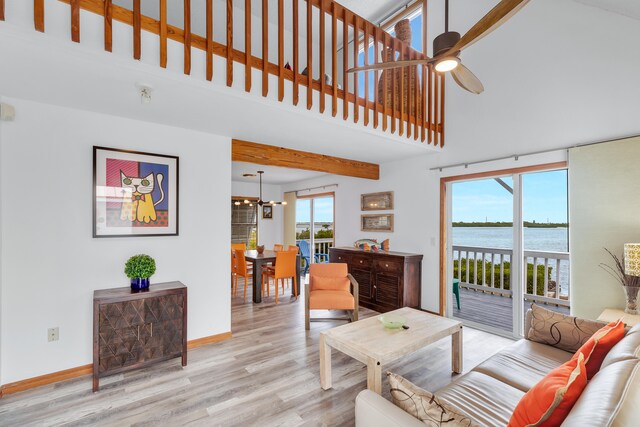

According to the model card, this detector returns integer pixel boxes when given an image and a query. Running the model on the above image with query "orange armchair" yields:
[305,263,359,330]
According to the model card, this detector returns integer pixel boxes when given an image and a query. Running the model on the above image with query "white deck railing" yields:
[296,238,334,257]
[453,245,570,308]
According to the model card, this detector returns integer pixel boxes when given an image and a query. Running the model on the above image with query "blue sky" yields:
[296,197,334,222]
[452,170,568,223]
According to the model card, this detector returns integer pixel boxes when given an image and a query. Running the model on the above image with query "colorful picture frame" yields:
[93,146,179,237]
[262,205,273,219]
[361,191,394,211]
[361,214,394,232]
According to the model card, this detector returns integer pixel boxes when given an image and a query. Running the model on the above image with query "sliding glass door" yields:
[296,194,334,268]
[447,167,569,338]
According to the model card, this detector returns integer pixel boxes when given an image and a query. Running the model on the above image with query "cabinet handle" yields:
[385,264,389,267]
[360,260,363,264]
[137,325,140,340]
[150,322,153,337]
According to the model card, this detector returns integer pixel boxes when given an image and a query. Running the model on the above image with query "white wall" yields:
[0,98,232,385]
[569,137,640,319]
[231,180,284,249]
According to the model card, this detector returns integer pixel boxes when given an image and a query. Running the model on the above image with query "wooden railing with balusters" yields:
[0,0,444,145]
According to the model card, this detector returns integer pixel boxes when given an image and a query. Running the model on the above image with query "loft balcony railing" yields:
[453,245,570,308]
[3,0,444,144]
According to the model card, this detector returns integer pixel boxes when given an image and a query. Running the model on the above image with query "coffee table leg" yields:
[320,333,332,390]
[367,359,382,394]
[452,327,463,374]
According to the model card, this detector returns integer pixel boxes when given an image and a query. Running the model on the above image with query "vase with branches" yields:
[600,248,640,314]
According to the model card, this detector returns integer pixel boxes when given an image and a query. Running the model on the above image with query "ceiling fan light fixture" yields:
[435,56,460,73]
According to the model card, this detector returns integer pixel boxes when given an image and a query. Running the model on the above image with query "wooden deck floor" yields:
[0,281,513,426]
[453,287,570,332]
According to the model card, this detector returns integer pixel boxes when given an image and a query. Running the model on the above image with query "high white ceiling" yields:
[572,0,640,20]
[232,162,328,184]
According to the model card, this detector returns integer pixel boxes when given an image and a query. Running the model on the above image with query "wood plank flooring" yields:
[453,287,570,332]
[0,282,513,426]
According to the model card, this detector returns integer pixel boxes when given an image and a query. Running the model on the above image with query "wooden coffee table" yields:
[319,307,463,394]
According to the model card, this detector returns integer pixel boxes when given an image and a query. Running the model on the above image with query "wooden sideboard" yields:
[329,247,423,313]
[93,282,187,392]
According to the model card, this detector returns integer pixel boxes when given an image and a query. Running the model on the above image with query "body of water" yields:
[452,227,568,252]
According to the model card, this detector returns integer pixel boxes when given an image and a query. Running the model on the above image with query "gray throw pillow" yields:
[527,304,606,353]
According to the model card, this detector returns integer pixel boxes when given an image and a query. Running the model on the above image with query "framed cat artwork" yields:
[93,146,179,237]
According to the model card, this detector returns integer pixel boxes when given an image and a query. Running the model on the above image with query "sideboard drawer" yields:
[373,259,404,275]
[351,254,372,269]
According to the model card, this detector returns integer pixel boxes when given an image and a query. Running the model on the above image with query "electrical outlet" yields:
[48,327,59,342]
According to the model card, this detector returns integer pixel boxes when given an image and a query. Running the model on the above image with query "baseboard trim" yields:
[0,364,93,397]
[0,331,232,398]
[187,331,233,349]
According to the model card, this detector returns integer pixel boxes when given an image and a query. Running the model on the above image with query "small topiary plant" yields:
[125,254,156,279]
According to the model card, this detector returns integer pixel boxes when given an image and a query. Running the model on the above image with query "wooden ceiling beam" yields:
[232,139,379,180]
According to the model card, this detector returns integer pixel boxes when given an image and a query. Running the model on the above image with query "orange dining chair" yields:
[274,244,284,252]
[262,250,298,304]
[232,249,252,300]
[305,263,359,330]
[287,245,299,253]
[231,243,252,272]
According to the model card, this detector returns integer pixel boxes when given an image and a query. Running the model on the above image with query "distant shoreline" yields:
[453,221,567,228]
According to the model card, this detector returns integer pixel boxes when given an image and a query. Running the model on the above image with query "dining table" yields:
[244,250,302,303]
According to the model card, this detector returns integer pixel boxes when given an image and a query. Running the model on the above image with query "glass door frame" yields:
[440,162,567,339]
[296,192,335,265]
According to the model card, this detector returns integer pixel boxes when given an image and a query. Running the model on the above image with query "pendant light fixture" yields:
[233,171,287,206]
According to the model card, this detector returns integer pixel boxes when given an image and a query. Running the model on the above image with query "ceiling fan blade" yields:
[451,64,484,94]
[446,0,530,55]
[347,58,432,73]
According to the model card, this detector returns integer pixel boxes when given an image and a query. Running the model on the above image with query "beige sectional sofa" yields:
[355,311,640,427]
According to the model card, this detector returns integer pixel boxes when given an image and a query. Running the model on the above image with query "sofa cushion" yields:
[308,290,354,310]
[527,304,606,353]
[560,359,640,427]
[387,373,480,427]
[572,319,625,379]
[436,372,525,427]
[600,323,640,369]
[508,353,587,427]
[472,339,573,392]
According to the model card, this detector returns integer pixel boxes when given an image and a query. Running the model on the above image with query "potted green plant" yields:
[125,254,156,291]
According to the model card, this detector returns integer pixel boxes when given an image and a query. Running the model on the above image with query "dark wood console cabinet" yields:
[329,247,423,313]
[93,282,187,392]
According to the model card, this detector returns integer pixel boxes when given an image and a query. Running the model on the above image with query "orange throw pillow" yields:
[572,319,625,379]
[508,353,587,427]
[312,276,350,292]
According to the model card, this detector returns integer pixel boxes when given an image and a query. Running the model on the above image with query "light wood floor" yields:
[453,287,570,332]
[0,282,513,426]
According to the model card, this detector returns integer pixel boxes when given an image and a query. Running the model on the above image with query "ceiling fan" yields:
[348,0,530,94]
[234,171,288,207]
